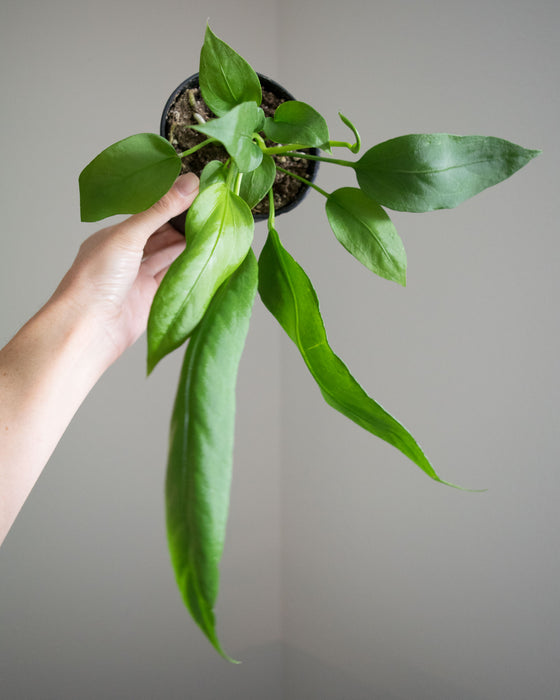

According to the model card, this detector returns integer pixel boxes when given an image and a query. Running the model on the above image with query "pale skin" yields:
[0,172,199,545]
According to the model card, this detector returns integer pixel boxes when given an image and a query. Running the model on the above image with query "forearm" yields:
[0,295,112,543]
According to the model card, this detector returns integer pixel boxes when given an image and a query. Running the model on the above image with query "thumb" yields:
[118,172,199,246]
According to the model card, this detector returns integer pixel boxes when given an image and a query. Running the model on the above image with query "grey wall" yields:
[1,0,559,698]
[278,1,560,698]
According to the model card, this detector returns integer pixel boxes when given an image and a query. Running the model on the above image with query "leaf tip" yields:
[146,352,158,377]
[438,478,487,493]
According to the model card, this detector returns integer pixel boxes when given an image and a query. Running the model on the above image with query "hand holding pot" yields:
[53,172,199,366]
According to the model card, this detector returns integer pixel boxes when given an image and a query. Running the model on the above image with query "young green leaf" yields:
[238,154,276,208]
[79,133,181,221]
[166,251,258,663]
[326,187,407,286]
[264,101,330,149]
[258,225,456,487]
[192,102,264,173]
[353,133,541,212]
[333,113,361,153]
[147,182,254,372]
[199,25,262,117]
[199,160,228,191]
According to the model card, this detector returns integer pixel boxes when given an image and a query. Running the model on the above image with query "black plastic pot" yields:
[160,73,319,232]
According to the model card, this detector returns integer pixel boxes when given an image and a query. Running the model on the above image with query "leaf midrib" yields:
[366,157,494,177]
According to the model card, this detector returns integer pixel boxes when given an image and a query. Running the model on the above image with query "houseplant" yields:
[78,25,540,661]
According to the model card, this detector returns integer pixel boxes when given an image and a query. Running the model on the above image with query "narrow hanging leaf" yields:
[147,182,254,372]
[166,251,258,663]
[258,226,459,487]
[264,100,330,149]
[353,133,541,212]
[199,24,262,116]
[79,133,181,221]
[238,154,276,209]
[326,187,407,286]
[192,102,264,173]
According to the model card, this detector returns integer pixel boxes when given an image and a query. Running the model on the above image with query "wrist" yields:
[43,290,120,381]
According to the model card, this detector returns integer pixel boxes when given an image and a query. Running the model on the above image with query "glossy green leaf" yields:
[258,226,456,487]
[238,154,276,209]
[264,101,329,149]
[199,160,228,191]
[199,25,262,117]
[192,102,264,173]
[147,182,254,372]
[166,251,258,663]
[353,133,541,212]
[326,187,407,286]
[79,133,181,221]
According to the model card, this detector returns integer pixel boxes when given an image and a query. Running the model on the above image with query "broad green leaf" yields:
[192,102,264,173]
[79,133,181,221]
[199,160,228,191]
[166,251,258,663]
[353,133,540,212]
[258,226,456,487]
[326,187,407,286]
[199,25,262,117]
[238,154,276,208]
[147,182,254,372]
[264,101,330,149]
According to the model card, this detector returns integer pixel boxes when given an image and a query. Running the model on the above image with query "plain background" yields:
[0,0,558,698]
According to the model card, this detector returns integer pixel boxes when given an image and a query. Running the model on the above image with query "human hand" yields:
[53,172,199,368]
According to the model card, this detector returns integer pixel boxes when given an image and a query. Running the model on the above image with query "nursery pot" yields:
[160,73,319,233]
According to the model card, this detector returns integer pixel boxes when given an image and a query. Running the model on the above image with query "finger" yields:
[140,241,186,278]
[143,226,185,258]
[117,172,199,249]
[154,266,173,286]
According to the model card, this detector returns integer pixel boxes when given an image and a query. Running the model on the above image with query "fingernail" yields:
[174,172,199,196]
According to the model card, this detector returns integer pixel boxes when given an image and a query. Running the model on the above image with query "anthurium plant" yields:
[79,25,540,661]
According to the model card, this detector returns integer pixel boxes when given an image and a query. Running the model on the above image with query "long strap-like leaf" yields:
[166,251,257,662]
[258,226,457,487]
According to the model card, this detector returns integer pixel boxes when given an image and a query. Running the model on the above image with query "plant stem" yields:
[234,173,243,196]
[276,166,329,199]
[268,189,276,229]
[263,143,310,155]
[282,151,355,168]
[328,141,353,150]
[178,138,219,159]
[253,133,267,150]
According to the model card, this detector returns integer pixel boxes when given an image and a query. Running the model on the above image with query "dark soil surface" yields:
[164,86,316,216]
